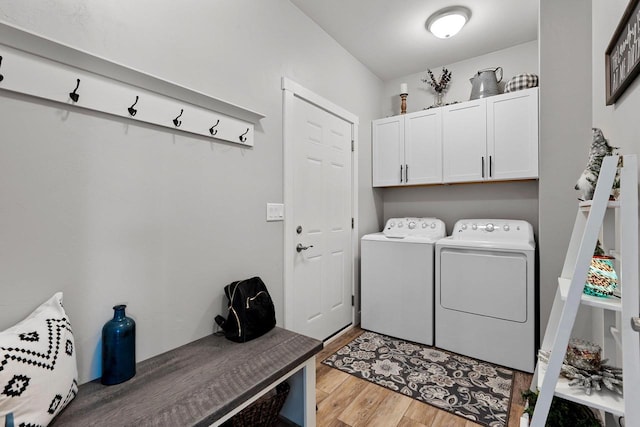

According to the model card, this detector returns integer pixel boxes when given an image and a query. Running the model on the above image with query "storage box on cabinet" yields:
[372,109,442,187]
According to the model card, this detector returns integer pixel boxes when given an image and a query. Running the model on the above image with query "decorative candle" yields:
[400,83,408,94]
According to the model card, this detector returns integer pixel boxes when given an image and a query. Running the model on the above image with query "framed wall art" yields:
[605,0,640,105]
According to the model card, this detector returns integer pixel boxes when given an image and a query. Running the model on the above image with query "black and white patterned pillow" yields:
[504,73,539,92]
[0,293,78,426]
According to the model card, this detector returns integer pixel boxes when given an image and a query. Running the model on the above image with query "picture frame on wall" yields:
[605,0,640,105]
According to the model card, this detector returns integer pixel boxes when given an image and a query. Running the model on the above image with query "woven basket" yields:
[226,381,290,427]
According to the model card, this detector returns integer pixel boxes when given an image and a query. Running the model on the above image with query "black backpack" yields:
[215,277,276,343]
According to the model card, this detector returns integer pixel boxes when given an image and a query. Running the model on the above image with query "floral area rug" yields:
[322,331,513,427]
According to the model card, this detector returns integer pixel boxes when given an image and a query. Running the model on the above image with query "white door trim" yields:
[281,77,359,334]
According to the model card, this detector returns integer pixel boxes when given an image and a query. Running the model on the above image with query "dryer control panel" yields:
[383,217,446,238]
[451,219,533,242]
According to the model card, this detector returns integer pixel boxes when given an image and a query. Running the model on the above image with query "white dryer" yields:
[361,217,446,345]
[435,219,536,372]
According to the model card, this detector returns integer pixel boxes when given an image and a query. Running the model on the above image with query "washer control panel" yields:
[383,217,446,238]
[452,219,533,241]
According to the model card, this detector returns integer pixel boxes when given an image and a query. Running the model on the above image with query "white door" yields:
[372,116,404,187]
[404,109,442,185]
[283,78,357,341]
[442,100,487,183]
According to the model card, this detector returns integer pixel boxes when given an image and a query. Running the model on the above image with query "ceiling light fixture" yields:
[426,6,471,39]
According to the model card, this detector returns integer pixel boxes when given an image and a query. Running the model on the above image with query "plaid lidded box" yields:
[505,73,539,92]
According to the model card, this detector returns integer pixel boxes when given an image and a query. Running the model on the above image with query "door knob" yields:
[296,243,313,253]
[632,317,640,332]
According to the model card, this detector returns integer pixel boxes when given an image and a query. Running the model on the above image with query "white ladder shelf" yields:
[529,154,640,426]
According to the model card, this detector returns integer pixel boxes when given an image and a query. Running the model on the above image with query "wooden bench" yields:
[50,327,323,426]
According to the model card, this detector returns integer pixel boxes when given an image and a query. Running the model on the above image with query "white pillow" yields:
[0,292,78,426]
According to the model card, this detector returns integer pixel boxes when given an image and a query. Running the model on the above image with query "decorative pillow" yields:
[504,73,539,92]
[0,293,78,426]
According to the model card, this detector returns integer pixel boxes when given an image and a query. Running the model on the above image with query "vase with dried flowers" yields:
[421,67,452,107]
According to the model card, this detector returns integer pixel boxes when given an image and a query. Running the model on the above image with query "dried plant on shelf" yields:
[421,67,452,94]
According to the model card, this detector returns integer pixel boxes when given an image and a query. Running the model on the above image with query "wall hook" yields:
[69,78,81,102]
[239,128,249,143]
[209,119,220,136]
[0,56,4,82]
[128,96,139,117]
[173,109,183,127]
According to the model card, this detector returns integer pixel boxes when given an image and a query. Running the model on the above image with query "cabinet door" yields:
[372,116,404,187]
[404,109,442,184]
[442,100,487,183]
[487,88,539,180]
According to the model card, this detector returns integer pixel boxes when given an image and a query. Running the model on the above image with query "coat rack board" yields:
[0,22,264,146]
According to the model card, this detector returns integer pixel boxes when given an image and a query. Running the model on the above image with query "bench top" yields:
[51,327,322,427]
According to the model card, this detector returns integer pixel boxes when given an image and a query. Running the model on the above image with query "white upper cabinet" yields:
[442,99,487,183]
[373,87,539,187]
[372,115,404,187]
[404,109,443,185]
[372,109,442,187]
[487,89,539,180]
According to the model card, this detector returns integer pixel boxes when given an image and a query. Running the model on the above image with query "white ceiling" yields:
[289,0,539,81]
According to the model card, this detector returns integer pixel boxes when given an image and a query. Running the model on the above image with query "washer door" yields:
[439,248,527,322]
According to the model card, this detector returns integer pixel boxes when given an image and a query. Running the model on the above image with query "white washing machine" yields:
[435,219,536,372]
[361,217,446,345]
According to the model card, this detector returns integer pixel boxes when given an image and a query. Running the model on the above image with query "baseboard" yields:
[324,323,355,345]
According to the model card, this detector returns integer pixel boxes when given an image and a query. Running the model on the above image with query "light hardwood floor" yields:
[315,327,533,427]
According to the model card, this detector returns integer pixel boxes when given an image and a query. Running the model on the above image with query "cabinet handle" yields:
[632,317,640,332]
[405,164,409,182]
[400,165,403,183]
[489,155,493,177]
[481,157,485,178]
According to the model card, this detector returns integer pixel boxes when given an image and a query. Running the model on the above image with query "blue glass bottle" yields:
[101,304,136,385]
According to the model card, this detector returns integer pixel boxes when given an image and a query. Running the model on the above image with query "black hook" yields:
[128,96,139,117]
[173,109,183,127]
[0,56,4,82]
[69,78,81,102]
[209,120,220,136]
[239,128,249,143]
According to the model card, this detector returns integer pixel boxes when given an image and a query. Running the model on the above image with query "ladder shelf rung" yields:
[536,360,624,416]
[579,200,621,211]
[557,277,622,311]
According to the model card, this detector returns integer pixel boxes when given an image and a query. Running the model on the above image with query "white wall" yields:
[379,41,540,237]
[382,182,539,236]
[591,0,640,351]
[0,0,383,383]
[592,0,640,154]
[382,40,539,117]
[538,0,592,342]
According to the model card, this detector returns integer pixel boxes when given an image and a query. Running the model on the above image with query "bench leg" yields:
[280,357,316,426]
[302,357,316,427]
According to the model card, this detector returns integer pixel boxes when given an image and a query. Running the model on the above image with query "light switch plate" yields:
[266,203,284,221]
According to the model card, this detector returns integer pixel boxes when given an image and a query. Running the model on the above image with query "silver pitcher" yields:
[469,67,503,100]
